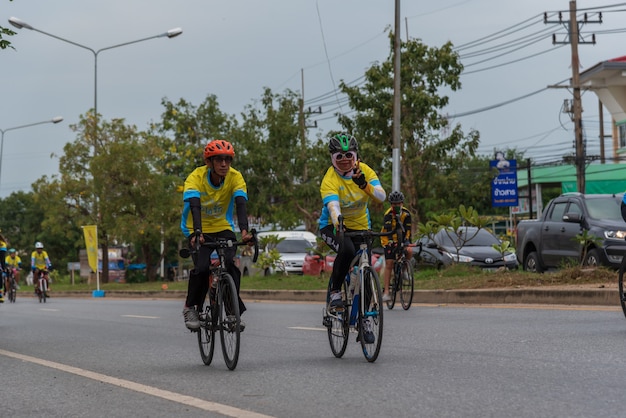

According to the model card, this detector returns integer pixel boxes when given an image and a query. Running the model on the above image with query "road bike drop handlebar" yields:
[337,215,396,243]
[179,229,260,263]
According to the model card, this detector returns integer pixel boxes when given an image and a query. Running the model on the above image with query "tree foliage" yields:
[0,30,524,279]
[338,33,482,225]
[0,1,15,50]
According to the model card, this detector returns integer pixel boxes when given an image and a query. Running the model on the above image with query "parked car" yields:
[414,227,518,270]
[516,193,626,272]
[302,252,335,276]
[256,231,318,275]
[302,248,384,277]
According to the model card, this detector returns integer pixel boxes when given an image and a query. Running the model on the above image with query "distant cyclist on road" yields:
[180,139,254,331]
[5,248,22,288]
[380,191,413,301]
[318,133,386,326]
[31,242,52,295]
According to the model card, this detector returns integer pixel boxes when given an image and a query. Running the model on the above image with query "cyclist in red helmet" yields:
[180,139,254,331]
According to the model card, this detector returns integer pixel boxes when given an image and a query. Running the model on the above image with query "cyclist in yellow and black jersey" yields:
[380,191,412,301]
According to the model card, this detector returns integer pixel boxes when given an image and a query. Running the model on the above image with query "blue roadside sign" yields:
[491,158,518,207]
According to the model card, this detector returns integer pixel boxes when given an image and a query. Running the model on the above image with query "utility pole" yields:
[392,0,401,192]
[599,99,606,164]
[545,0,601,193]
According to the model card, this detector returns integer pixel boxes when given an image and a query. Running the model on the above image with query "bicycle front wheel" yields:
[218,274,240,370]
[619,254,626,319]
[359,266,383,362]
[197,305,216,365]
[326,280,349,358]
[399,260,414,311]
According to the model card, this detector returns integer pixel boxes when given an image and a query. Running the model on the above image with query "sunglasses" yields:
[334,152,355,161]
[212,156,233,164]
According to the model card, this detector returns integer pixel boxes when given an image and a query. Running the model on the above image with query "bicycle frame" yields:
[346,244,371,326]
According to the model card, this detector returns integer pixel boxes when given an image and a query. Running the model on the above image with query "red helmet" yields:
[204,140,235,159]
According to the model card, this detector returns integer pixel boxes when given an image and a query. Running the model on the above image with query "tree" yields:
[338,33,480,226]
[35,114,180,281]
[0,1,15,50]
[0,191,40,253]
[158,90,329,232]
[233,87,328,231]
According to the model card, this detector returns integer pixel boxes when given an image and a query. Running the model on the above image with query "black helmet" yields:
[389,190,404,203]
[328,133,358,154]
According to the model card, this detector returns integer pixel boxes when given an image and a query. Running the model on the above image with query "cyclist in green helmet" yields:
[318,133,386,315]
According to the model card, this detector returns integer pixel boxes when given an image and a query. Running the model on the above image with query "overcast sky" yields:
[1,0,624,197]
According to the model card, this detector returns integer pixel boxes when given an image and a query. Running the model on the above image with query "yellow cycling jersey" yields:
[31,250,51,270]
[380,206,412,247]
[319,162,384,230]
[181,165,248,237]
[6,255,21,268]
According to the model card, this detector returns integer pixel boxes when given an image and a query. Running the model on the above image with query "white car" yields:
[257,230,318,275]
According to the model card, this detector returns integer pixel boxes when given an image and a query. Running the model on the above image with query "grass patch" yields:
[413,264,617,290]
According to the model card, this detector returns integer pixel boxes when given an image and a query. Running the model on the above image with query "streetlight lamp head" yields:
[8,17,33,30]
[52,116,64,124]
[166,28,183,38]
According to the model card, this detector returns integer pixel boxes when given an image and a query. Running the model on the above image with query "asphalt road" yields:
[1,297,625,417]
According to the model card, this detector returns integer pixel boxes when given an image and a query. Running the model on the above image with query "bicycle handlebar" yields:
[179,229,260,263]
[337,214,397,241]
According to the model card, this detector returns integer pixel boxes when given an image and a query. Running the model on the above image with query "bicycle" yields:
[386,241,421,311]
[34,269,50,303]
[322,216,393,362]
[180,230,259,370]
[5,268,18,303]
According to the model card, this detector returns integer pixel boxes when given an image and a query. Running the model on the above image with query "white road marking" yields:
[121,315,159,319]
[39,308,59,312]
[289,326,326,332]
[0,349,274,418]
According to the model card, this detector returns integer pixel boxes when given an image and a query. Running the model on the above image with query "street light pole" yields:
[0,116,64,193]
[8,17,182,151]
[9,17,182,283]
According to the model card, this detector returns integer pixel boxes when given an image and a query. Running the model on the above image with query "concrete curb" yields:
[48,288,621,306]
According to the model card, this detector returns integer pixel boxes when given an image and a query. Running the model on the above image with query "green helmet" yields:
[328,133,358,154]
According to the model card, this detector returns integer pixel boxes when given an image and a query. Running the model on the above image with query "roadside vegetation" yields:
[19,264,617,296]
[0,32,529,286]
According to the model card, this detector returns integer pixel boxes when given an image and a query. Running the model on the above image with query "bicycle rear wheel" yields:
[399,260,414,311]
[197,304,216,365]
[619,254,626,319]
[325,280,349,358]
[9,279,16,303]
[359,266,383,362]
[386,264,398,310]
[218,274,240,370]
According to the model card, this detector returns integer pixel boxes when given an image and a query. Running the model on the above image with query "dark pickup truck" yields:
[516,193,626,272]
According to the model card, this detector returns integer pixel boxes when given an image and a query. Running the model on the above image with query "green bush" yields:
[125,269,147,283]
